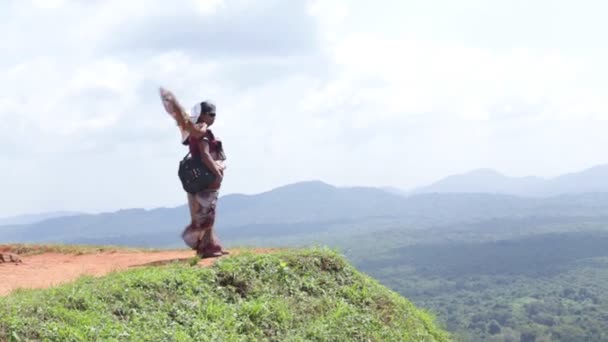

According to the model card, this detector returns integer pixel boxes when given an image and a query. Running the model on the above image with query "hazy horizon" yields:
[4,161,608,219]
[2,0,608,217]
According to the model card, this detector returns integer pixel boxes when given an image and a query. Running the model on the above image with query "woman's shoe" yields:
[199,250,223,258]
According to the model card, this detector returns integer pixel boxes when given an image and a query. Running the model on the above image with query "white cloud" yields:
[31,0,67,10]
[193,0,225,15]
[329,37,592,123]
[2,0,608,217]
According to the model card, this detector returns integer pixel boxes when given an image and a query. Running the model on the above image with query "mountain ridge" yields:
[413,163,608,196]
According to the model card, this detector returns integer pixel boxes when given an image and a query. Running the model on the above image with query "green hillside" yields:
[0,248,449,341]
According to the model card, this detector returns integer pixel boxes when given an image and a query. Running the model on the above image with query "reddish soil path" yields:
[0,248,274,297]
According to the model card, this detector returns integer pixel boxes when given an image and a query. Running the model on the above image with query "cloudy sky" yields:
[2,0,608,217]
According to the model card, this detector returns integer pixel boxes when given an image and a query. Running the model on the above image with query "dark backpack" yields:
[178,151,216,194]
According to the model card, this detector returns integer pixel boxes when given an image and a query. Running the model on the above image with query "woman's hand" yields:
[215,161,227,176]
[161,89,181,115]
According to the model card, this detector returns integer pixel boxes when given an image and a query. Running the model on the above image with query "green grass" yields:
[0,243,168,256]
[0,247,450,341]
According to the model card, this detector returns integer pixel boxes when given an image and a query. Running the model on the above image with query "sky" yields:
[1,0,608,217]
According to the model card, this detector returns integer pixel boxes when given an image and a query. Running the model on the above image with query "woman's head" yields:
[192,101,216,126]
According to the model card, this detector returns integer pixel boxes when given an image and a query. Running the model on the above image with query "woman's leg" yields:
[193,191,225,257]
[181,193,201,250]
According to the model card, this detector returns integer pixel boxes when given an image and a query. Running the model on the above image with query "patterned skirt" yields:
[181,190,224,257]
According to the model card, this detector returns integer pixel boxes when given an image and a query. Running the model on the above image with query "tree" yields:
[487,320,501,335]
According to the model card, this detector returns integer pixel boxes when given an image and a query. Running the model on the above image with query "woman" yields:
[161,90,228,257]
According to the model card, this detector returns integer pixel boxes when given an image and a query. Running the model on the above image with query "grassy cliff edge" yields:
[1,247,450,341]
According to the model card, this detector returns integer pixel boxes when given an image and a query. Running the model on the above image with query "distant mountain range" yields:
[0,211,84,226]
[3,164,608,248]
[412,164,608,197]
[3,183,608,248]
[0,181,411,247]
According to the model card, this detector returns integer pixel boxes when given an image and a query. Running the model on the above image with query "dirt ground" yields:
[0,248,274,297]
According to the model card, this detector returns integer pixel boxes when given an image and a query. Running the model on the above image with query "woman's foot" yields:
[197,249,223,258]
[198,245,226,258]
